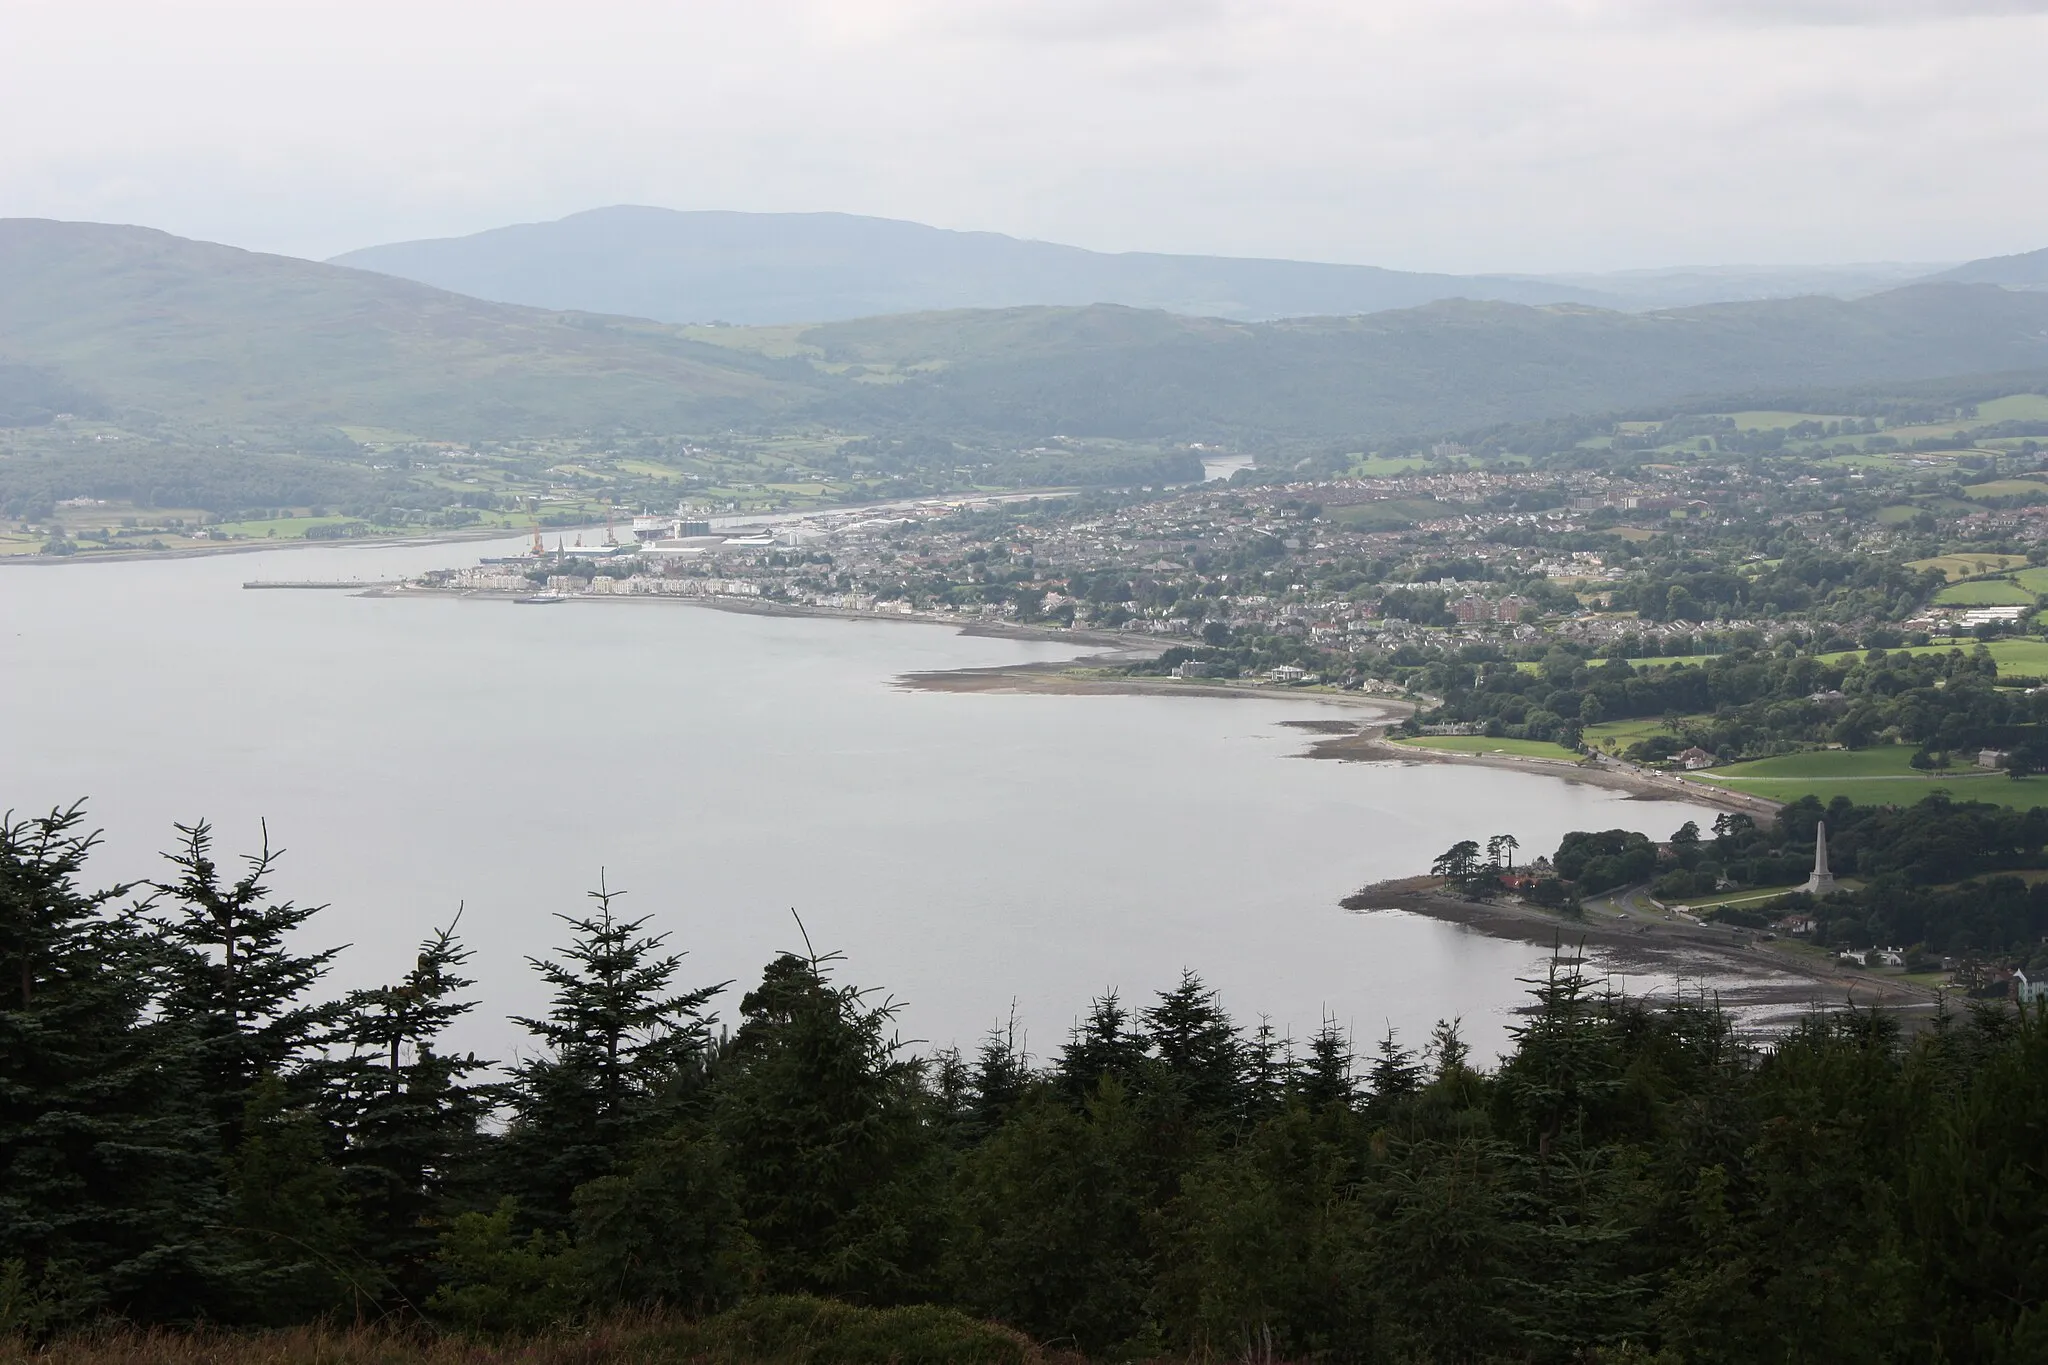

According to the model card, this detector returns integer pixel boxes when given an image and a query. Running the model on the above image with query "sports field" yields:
[1934,579,2036,606]
[1686,745,2048,808]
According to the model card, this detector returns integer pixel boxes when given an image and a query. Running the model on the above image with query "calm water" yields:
[1,536,1716,1064]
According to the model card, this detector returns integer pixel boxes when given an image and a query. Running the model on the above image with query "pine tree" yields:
[1498,956,1622,1152]
[711,950,940,1299]
[146,820,343,1147]
[1365,1026,1424,1115]
[498,877,724,1228]
[224,1074,380,1323]
[1141,970,1242,1122]
[0,805,230,1326]
[1055,991,1150,1101]
[1295,1014,1357,1112]
[968,1007,1031,1136]
[321,916,492,1304]
[1242,1015,1289,1121]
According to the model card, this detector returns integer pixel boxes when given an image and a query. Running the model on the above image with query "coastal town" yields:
[409,409,2048,687]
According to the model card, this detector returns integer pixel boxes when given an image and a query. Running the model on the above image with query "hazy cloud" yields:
[1671,0,2048,21]
[2,0,2044,272]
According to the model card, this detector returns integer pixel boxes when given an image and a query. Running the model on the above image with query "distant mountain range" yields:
[330,207,1957,327]
[1931,246,2048,290]
[5,218,2048,448]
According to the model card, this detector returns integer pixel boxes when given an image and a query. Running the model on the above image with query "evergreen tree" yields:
[1497,955,1623,1152]
[711,950,940,1300]
[224,1074,380,1323]
[146,820,343,1147]
[1294,1015,1356,1112]
[320,916,492,1304]
[1365,1026,1424,1118]
[0,805,229,1326]
[948,1083,1154,1354]
[967,1008,1030,1137]
[1054,991,1149,1101]
[1241,1016,1289,1121]
[498,878,725,1229]
[572,1125,752,1314]
[1141,971,1242,1122]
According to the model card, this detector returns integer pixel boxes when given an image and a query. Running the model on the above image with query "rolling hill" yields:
[1932,246,2048,291]
[333,208,1960,323]
[0,218,832,440]
[759,285,2048,441]
[330,206,1625,326]
[7,219,2048,451]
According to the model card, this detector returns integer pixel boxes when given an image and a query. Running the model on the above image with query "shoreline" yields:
[1295,726,1783,819]
[900,654,1777,816]
[0,521,566,569]
[1345,876,1938,1026]
[1,485,1101,570]
[358,583,1820,1014]
[402,583,1769,815]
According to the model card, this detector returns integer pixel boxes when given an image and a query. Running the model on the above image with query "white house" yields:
[2017,968,2048,1005]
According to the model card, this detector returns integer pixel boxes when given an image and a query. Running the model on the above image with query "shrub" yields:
[675,1295,1036,1365]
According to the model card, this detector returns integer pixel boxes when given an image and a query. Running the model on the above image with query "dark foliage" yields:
[6,801,2048,1363]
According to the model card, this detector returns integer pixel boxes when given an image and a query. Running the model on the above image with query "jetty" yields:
[241,580,399,590]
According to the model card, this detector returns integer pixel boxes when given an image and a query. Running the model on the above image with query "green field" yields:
[1963,479,2048,501]
[1352,454,1435,475]
[1328,499,1454,531]
[1976,394,2048,422]
[1394,735,1582,760]
[1685,745,2048,807]
[1934,579,2038,606]
[1704,747,1963,780]
[1583,717,1690,750]
[1724,410,1847,431]
[1813,637,2048,673]
[1691,775,2048,809]
[1908,553,2028,582]
[2013,567,2048,594]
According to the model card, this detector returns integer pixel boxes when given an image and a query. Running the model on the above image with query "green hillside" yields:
[10,218,2048,482]
[719,286,2048,442]
[0,219,828,441]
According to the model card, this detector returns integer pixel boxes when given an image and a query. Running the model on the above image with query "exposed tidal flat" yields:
[4,536,1753,1063]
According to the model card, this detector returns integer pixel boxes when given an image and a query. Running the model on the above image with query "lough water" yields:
[1,535,1715,1063]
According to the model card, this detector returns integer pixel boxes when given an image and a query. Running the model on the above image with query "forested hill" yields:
[768,284,2048,442]
[9,218,2048,446]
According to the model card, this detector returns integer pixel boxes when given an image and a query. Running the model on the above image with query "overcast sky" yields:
[6,0,2046,272]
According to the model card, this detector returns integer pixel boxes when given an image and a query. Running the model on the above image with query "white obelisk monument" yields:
[1802,820,1836,895]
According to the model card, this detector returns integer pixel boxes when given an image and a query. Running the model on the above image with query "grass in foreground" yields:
[0,1298,1039,1365]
